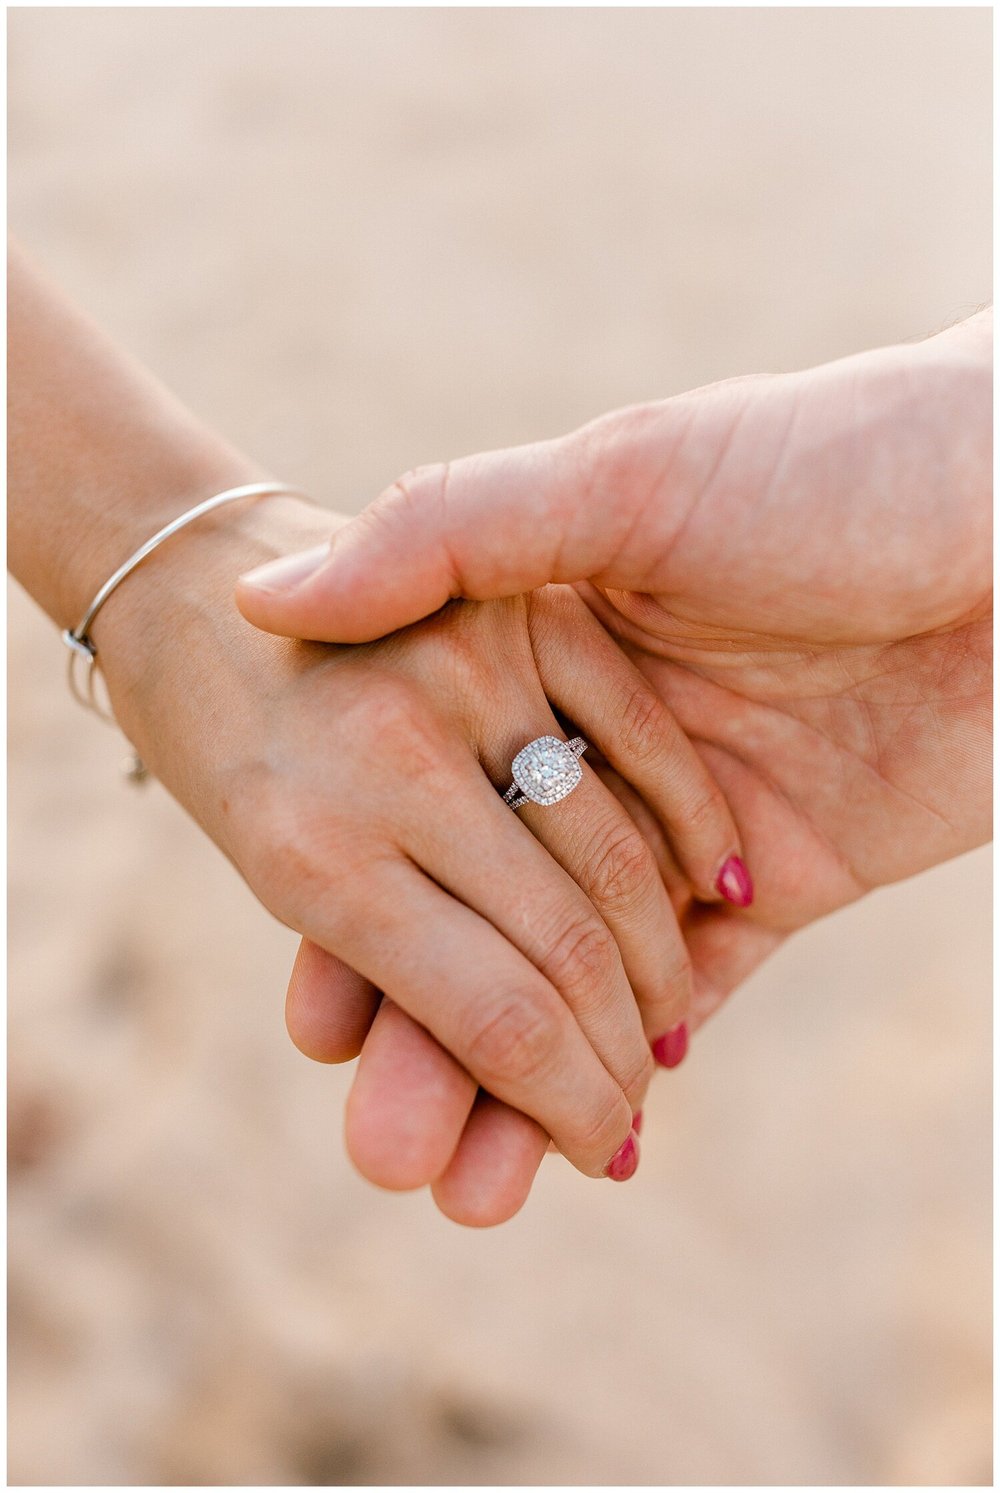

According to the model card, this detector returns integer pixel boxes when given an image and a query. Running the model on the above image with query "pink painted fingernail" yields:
[631,1109,643,1136]
[716,854,754,907]
[652,1022,688,1069]
[604,1131,639,1181]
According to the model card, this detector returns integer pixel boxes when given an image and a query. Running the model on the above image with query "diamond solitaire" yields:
[502,735,588,810]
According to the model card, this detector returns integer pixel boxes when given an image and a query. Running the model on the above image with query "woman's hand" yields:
[239,312,991,1220]
[8,247,748,1222]
[98,497,748,1190]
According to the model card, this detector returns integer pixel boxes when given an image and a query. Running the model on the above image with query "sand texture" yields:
[8,9,991,1485]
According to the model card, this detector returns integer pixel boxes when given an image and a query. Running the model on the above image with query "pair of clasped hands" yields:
[208,313,988,1227]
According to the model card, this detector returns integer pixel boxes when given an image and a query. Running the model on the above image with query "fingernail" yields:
[238,543,331,595]
[631,1109,643,1136]
[716,854,754,907]
[652,1022,688,1069]
[604,1131,639,1182]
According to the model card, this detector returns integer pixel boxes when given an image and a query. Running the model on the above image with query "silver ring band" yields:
[502,735,588,810]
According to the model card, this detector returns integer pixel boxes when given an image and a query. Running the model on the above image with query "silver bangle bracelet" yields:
[61,480,304,773]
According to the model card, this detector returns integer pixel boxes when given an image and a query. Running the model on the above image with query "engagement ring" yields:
[502,735,588,810]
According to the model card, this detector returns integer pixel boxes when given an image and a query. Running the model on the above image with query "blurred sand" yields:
[8,9,992,1486]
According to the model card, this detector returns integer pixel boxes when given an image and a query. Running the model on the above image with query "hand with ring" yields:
[238,310,990,1223]
[220,562,749,1213]
[9,246,750,1222]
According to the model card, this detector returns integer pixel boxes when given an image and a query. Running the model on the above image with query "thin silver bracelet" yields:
[61,480,304,778]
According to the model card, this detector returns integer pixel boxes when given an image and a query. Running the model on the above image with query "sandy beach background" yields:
[8,9,992,1486]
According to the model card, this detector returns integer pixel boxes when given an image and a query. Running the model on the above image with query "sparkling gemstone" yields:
[511,736,582,806]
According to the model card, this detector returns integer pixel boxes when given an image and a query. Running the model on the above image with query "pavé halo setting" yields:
[502,735,588,810]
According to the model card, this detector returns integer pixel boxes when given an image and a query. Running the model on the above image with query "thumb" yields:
[235,432,623,643]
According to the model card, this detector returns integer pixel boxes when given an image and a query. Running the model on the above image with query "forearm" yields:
[8,242,343,835]
[8,242,272,622]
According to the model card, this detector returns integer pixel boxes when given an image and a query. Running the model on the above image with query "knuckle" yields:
[384,461,449,517]
[618,684,673,766]
[620,1045,656,1100]
[242,776,388,931]
[569,404,666,504]
[336,674,416,740]
[463,991,561,1089]
[661,948,694,1005]
[681,781,730,840]
[335,676,448,783]
[525,582,581,637]
[586,823,657,912]
[246,799,334,918]
[540,911,620,1000]
[568,413,632,496]
[573,1093,632,1164]
[412,603,505,703]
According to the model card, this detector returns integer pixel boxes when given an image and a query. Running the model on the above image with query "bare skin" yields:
[9,244,751,1195]
[240,310,992,1224]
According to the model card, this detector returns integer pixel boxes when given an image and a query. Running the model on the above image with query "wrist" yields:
[94,492,345,803]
